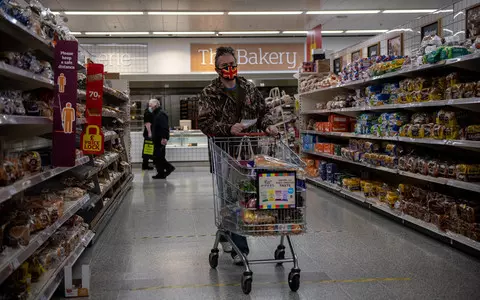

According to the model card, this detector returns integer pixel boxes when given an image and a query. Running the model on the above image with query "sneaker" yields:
[221,242,232,253]
[152,174,166,179]
[233,253,247,266]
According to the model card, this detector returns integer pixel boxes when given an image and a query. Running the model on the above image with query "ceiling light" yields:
[51,11,61,15]
[148,11,224,15]
[153,31,215,35]
[345,29,388,33]
[228,11,303,15]
[219,31,280,35]
[382,9,437,14]
[306,10,380,14]
[443,29,453,33]
[63,11,143,15]
[322,30,345,34]
[70,32,82,35]
[434,9,454,13]
[282,31,308,34]
[84,32,150,35]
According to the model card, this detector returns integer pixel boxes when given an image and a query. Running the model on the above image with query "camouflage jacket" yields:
[198,76,274,137]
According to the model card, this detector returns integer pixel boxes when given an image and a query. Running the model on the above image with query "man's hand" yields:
[148,133,152,139]
[161,138,168,145]
[266,125,279,136]
[230,123,246,135]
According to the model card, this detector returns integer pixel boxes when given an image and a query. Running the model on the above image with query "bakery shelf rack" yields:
[307,177,480,256]
[0,156,90,205]
[303,149,480,193]
[27,230,95,300]
[0,194,91,284]
[302,130,480,150]
[0,61,54,90]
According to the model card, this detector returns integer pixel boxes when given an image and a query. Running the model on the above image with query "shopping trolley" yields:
[208,133,307,294]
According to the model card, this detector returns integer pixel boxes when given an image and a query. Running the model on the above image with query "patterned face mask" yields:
[219,65,238,81]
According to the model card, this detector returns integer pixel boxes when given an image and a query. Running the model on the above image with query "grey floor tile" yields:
[81,167,480,300]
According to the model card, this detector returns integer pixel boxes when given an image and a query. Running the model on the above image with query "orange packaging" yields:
[326,144,335,154]
[330,123,349,132]
[305,159,315,167]
[314,143,323,153]
[324,124,331,132]
[315,160,321,168]
[328,114,349,124]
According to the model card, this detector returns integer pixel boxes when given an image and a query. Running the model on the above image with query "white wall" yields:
[79,36,370,75]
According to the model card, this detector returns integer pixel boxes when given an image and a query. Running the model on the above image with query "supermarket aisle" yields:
[87,167,480,300]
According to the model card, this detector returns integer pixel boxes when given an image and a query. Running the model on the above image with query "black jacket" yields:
[152,108,170,144]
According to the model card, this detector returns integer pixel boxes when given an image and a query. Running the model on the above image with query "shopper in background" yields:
[150,99,175,179]
[198,46,278,265]
[142,104,154,170]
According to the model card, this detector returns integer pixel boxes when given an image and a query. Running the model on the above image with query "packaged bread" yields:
[445,126,460,140]
[417,158,430,175]
[429,87,444,101]
[408,124,421,138]
[432,124,445,140]
[446,72,458,88]
[465,125,480,140]
[20,151,42,174]
[436,110,457,126]
[419,123,434,138]
[456,164,480,181]
[463,82,476,98]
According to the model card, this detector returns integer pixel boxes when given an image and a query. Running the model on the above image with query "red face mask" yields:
[220,65,238,81]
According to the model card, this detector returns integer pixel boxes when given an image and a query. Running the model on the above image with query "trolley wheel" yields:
[209,250,219,269]
[274,245,285,265]
[288,271,300,292]
[241,272,253,295]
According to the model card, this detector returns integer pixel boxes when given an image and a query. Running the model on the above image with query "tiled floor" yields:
[85,167,480,299]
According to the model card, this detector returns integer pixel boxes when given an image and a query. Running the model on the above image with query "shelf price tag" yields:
[52,41,78,167]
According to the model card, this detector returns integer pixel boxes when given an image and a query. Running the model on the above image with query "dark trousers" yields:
[220,233,249,256]
[154,143,174,176]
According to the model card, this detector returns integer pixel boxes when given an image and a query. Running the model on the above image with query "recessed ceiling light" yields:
[153,31,216,35]
[345,29,389,33]
[148,11,224,15]
[382,9,437,13]
[219,31,280,35]
[228,11,303,15]
[63,11,144,15]
[84,32,150,35]
[306,10,380,14]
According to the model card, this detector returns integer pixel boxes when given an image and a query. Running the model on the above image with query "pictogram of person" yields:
[62,102,75,134]
[58,73,66,93]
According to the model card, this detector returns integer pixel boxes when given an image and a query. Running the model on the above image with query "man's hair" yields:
[149,98,160,107]
[215,46,236,68]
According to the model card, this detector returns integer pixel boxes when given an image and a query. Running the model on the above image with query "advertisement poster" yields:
[52,41,78,167]
[257,172,296,209]
[81,63,104,155]
[306,24,322,61]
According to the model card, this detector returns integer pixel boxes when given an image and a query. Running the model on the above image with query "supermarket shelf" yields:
[0,11,53,61]
[301,98,480,115]
[307,177,480,256]
[274,117,296,127]
[299,53,480,98]
[0,194,90,285]
[303,150,480,193]
[301,130,480,150]
[77,89,86,99]
[104,131,119,142]
[91,174,133,243]
[103,86,129,103]
[70,153,120,180]
[0,62,54,90]
[83,171,126,209]
[0,115,52,126]
[0,156,90,205]
[28,230,95,300]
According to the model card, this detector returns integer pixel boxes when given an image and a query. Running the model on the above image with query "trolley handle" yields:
[234,132,268,137]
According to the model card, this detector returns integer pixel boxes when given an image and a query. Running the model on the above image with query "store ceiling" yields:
[43,0,456,35]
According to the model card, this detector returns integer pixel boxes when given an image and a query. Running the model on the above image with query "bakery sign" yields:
[191,43,304,72]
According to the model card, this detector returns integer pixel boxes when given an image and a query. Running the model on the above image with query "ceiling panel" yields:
[43,0,457,33]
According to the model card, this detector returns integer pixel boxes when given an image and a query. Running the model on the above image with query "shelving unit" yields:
[0,2,131,299]
[299,12,480,256]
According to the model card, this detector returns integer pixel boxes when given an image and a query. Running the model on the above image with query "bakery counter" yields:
[130,130,209,163]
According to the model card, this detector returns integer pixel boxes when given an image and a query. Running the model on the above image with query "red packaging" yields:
[330,123,349,132]
[314,143,323,153]
[324,144,334,154]
[328,114,349,124]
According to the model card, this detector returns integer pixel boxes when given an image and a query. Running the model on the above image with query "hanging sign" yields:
[81,63,105,155]
[52,40,78,167]
[257,172,297,209]
[306,24,323,61]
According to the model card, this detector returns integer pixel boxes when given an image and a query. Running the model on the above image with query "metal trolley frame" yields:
[208,135,307,294]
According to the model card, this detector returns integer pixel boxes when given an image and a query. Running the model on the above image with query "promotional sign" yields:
[257,172,296,209]
[52,40,78,167]
[191,43,304,72]
[306,24,323,61]
[81,63,104,155]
